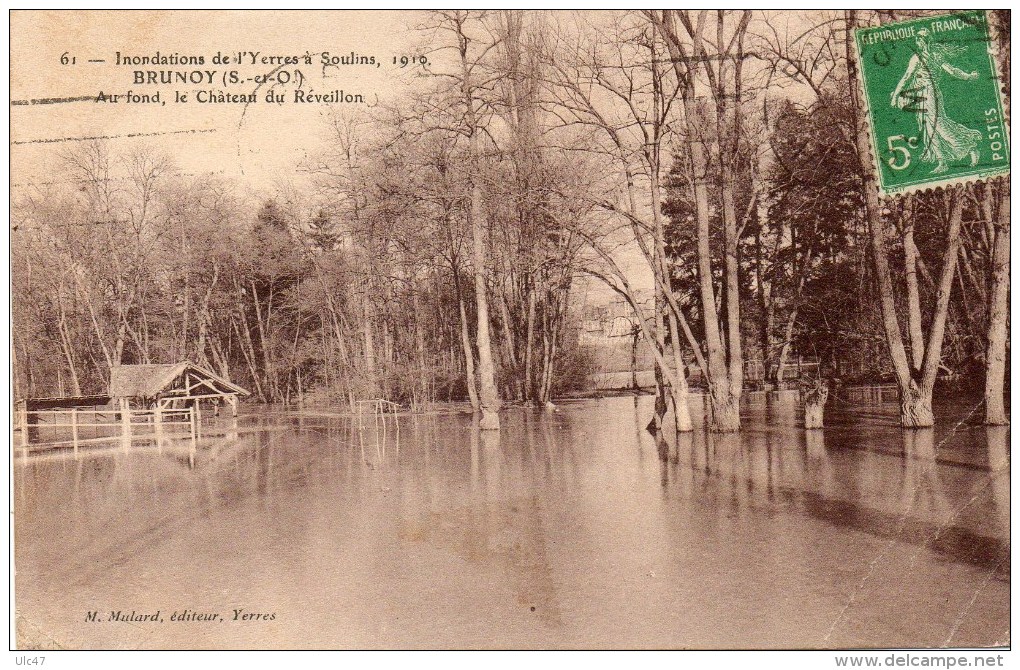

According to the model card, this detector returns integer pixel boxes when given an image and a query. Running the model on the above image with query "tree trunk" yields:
[453,270,480,411]
[195,263,219,370]
[630,326,640,390]
[381,310,393,399]
[251,280,279,401]
[910,195,965,426]
[74,275,113,372]
[650,279,669,433]
[412,282,426,366]
[459,32,501,430]
[721,174,744,415]
[460,308,479,410]
[470,174,501,430]
[711,395,741,432]
[903,213,925,371]
[208,327,230,380]
[233,316,265,401]
[655,11,741,432]
[804,382,828,429]
[649,129,693,433]
[114,321,127,366]
[665,308,693,432]
[985,193,1009,425]
[649,362,667,433]
[692,125,735,432]
[901,386,935,428]
[56,306,82,397]
[847,11,931,428]
[11,337,20,401]
[524,287,537,403]
[497,291,521,401]
[540,313,559,406]
[804,401,825,429]
[361,288,377,398]
[774,304,800,386]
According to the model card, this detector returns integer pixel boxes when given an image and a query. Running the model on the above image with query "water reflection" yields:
[13,396,1009,650]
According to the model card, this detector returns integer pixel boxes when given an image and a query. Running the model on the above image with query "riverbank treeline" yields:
[11,10,1009,429]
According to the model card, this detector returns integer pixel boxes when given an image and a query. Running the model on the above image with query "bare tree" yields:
[984,11,1010,425]
[544,12,699,432]
[650,9,753,431]
[984,186,1009,424]
[845,10,968,428]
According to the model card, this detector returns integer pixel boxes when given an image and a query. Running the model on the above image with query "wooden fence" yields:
[833,384,899,404]
[14,406,197,453]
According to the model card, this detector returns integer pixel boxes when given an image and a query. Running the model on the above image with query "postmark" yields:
[854,11,1009,196]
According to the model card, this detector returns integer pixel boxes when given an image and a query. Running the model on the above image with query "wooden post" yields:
[120,397,132,450]
[195,401,202,439]
[226,415,238,442]
[154,405,163,450]
[189,404,198,466]
[120,398,131,435]
[71,408,79,454]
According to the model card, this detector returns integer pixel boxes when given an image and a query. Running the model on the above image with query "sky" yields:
[9,10,662,299]
[10,10,422,191]
[9,10,831,300]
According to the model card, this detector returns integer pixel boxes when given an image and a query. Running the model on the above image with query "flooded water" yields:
[13,395,1009,649]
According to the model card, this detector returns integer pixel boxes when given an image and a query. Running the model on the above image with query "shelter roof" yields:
[109,362,249,399]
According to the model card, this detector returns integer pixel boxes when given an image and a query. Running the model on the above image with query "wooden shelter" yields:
[109,361,249,416]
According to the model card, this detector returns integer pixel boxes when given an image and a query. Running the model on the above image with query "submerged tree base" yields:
[645,395,694,434]
[804,382,829,429]
[900,393,935,428]
[709,397,741,433]
[478,409,501,431]
[673,399,693,432]
[985,394,1009,426]
[804,402,825,429]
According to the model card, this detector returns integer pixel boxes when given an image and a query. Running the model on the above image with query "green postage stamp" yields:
[854,11,1009,196]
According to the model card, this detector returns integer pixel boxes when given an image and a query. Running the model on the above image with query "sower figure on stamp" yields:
[890,28,982,174]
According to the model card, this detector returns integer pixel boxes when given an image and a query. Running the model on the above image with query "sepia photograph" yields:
[8,8,1011,660]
